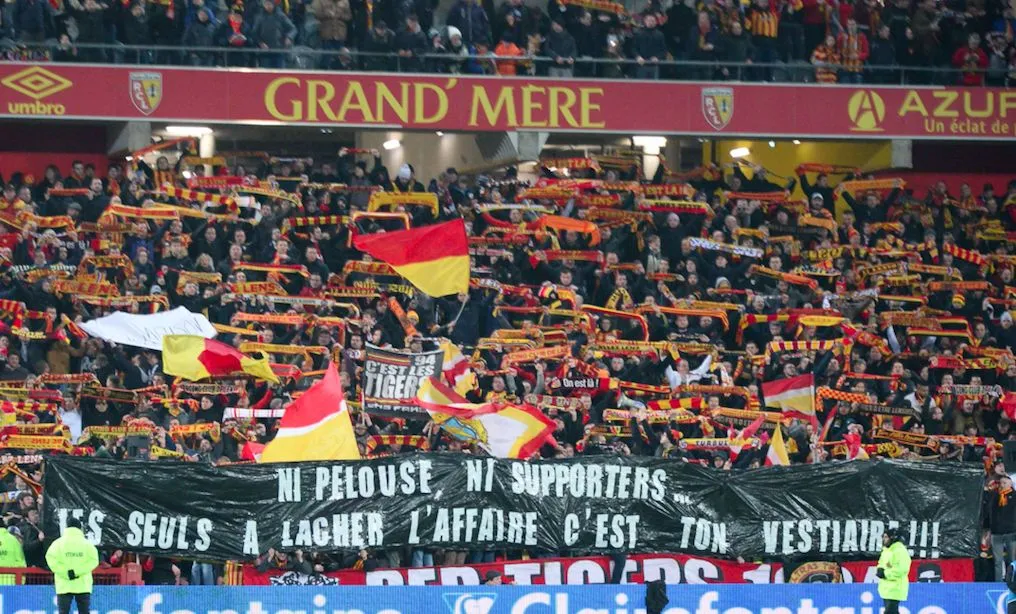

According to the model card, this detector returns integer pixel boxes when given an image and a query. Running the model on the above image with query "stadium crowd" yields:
[0,0,1015,84]
[0,147,1013,583]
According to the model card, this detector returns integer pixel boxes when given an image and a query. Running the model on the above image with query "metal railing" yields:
[0,564,142,585]
[2,41,1007,87]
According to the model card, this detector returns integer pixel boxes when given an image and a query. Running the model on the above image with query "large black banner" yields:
[362,345,441,418]
[42,455,982,562]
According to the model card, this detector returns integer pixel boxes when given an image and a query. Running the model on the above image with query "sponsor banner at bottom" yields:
[243,554,974,585]
[0,583,1007,614]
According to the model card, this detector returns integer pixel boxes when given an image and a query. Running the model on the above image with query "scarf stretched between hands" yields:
[795,163,860,175]
[816,387,869,404]
[151,446,187,459]
[170,422,221,441]
[234,263,309,277]
[726,191,790,203]
[873,427,939,451]
[763,339,849,363]
[604,408,697,424]
[941,243,986,266]
[642,184,697,198]
[0,435,69,450]
[749,265,819,290]
[638,200,714,217]
[929,356,997,370]
[590,340,679,360]
[687,237,763,259]
[524,394,583,411]
[157,187,237,212]
[175,382,245,396]
[834,178,904,196]
[503,345,571,366]
[102,203,179,221]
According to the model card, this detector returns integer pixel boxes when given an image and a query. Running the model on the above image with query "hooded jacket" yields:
[876,537,911,602]
[45,526,99,594]
[0,528,25,584]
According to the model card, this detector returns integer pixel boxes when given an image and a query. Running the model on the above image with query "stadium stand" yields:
[0,0,1013,84]
[0,144,1012,584]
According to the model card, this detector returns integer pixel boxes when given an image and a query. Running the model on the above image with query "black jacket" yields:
[183,19,216,48]
[69,3,107,43]
[121,11,153,45]
[721,31,754,63]
[633,26,667,59]
[571,22,602,57]
[544,28,576,59]
[990,489,1016,535]
[251,9,296,48]
[870,37,896,66]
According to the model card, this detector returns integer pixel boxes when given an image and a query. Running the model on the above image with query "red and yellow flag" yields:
[352,219,469,297]
[765,426,791,467]
[260,364,360,463]
[441,340,477,396]
[417,377,554,459]
[162,335,279,383]
[762,373,817,427]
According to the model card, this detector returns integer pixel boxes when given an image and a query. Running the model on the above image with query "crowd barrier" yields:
[0,564,142,585]
[0,583,1008,614]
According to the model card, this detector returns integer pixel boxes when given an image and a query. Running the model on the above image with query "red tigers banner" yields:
[242,553,972,585]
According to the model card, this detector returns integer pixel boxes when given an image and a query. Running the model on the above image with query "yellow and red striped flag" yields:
[765,425,791,466]
[162,335,279,383]
[441,340,477,396]
[260,364,360,463]
[352,219,469,297]
[762,373,817,427]
[416,377,554,459]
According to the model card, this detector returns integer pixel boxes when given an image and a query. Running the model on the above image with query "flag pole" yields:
[450,294,468,326]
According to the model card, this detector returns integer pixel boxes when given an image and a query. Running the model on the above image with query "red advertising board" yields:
[242,553,973,585]
[2,63,1015,139]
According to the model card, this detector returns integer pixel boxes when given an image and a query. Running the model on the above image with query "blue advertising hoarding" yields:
[0,583,1009,614]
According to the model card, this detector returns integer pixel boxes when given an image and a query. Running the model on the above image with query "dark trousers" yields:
[57,592,91,614]
[883,599,900,614]
[1009,601,1016,614]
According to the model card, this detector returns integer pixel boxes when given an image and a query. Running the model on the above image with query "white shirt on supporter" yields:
[60,408,82,444]
[665,355,713,388]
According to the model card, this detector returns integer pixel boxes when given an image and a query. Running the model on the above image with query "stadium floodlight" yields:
[383,139,401,150]
[165,126,213,137]
[730,147,750,159]
[632,136,667,148]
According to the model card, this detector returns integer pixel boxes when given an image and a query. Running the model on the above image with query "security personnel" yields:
[876,527,912,614]
[0,523,26,584]
[45,518,99,614]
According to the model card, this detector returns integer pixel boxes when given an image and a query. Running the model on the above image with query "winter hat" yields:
[397,164,412,181]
